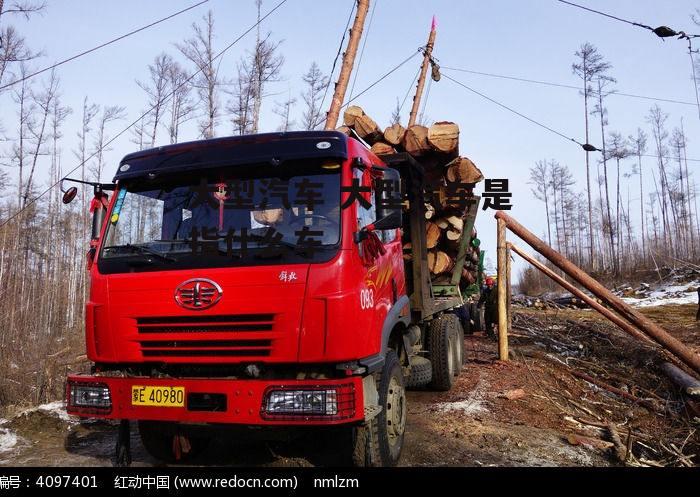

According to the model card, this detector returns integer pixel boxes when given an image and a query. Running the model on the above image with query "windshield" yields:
[98,161,341,273]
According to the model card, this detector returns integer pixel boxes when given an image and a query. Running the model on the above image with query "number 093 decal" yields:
[360,288,374,309]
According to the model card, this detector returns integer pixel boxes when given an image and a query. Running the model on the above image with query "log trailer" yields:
[63,130,485,466]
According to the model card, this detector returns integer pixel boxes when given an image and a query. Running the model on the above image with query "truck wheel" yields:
[428,314,459,391]
[405,355,432,388]
[454,325,465,377]
[138,421,210,464]
[345,350,406,467]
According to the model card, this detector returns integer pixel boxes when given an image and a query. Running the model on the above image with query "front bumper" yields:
[66,374,364,426]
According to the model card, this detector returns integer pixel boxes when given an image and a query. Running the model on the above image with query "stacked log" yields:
[340,106,485,288]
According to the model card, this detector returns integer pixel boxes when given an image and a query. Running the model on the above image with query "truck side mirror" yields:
[62,186,78,204]
[375,167,402,224]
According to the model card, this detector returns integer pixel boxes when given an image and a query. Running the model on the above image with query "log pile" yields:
[341,106,485,288]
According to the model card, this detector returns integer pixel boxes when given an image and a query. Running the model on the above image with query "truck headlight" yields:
[68,382,111,410]
[261,385,355,420]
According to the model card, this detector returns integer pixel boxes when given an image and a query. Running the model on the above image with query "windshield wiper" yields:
[117,244,176,262]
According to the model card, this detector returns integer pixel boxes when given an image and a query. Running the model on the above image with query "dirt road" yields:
[1,304,696,467]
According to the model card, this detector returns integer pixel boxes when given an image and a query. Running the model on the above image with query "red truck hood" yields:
[96,264,309,364]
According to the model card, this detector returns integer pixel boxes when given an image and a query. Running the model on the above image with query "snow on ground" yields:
[19,401,76,424]
[436,378,489,415]
[0,427,19,454]
[622,282,700,308]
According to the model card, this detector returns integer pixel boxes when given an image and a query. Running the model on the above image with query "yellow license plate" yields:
[131,385,185,407]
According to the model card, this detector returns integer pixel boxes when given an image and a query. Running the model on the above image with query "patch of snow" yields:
[0,427,18,454]
[436,379,489,415]
[36,401,75,422]
[622,281,700,308]
[18,401,76,424]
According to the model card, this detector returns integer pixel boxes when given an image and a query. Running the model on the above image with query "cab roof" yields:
[114,131,348,182]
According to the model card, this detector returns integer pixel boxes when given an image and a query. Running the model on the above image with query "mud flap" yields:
[115,419,131,467]
[363,375,382,421]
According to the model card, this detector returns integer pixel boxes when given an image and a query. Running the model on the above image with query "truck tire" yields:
[454,324,465,377]
[137,421,210,464]
[428,314,459,391]
[345,350,406,467]
[405,355,432,388]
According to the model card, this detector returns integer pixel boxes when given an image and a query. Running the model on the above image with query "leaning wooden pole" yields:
[495,210,700,375]
[324,0,370,130]
[497,217,509,361]
[407,16,437,127]
[508,243,654,344]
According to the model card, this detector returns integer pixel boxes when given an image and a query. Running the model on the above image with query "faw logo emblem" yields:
[174,278,223,310]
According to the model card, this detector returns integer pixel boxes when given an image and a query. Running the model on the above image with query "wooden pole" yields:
[508,243,654,344]
[495,210,700,375]
[324,0,370,130]
[407,16,437,127]
[506,245,512,333]
[497,217,509,361]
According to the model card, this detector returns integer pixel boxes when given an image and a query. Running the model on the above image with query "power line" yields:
[0,0,289,230]
[0,0,210,92]
[441,66,697,107]
[442,73,700,163]
[557,0,654,31]
[398,66,421,116]
[313,48,421,129]
[442,73,587,148]
[557,0,700,38]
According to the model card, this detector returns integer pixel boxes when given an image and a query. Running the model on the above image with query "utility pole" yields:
[408,16,437,127]
[324,0,370,130]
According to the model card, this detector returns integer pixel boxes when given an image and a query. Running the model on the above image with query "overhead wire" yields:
[0,0,210,91]
[0,0,290,230]
[313,48,422,129]
[441,72,700,162]
[442,72,587,148]
[441,66,697,107]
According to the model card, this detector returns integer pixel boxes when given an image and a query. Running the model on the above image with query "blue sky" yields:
[2,0,700,277]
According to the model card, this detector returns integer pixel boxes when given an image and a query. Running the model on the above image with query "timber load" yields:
[340,106,485,290]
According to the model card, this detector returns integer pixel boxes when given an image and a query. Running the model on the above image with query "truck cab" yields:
[65,131,423,466]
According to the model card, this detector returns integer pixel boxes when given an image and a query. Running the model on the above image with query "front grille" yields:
[136,314,275,359]
[136,314,274,333]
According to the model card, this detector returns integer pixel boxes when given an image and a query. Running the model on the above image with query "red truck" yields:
[63,130,483,466]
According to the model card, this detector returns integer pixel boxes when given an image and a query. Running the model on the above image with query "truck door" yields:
[354,166,404,349]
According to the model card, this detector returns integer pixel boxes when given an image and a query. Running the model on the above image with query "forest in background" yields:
[2,1,700,406]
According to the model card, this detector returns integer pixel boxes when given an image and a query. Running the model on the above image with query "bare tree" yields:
[228,60,255,135]
[136,53,172,148]
[273,88,296,132]
[23,69,59,205]
[0,1,44,89]
[628,129,647,259]
[10,63,34,207]
[177,10,221,139]
[529,160,552,247]
[607,131,630,268]
[249,0,284,133]
[90,106,125,183]
[572,43,611,268]
[165,60,194,144]
[647,105,676,254]
[300,61,328,130]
